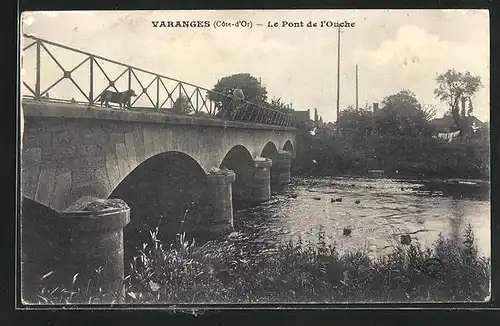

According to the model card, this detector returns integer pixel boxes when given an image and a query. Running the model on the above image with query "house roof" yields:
[431,115,486,131]
[293,110,311,123]
[431,115,456,128]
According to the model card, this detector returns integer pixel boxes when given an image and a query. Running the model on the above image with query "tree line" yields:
[330,69,485,142]
[294,69,489,180]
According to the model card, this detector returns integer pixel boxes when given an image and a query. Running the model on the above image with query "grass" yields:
[32,223,490,304]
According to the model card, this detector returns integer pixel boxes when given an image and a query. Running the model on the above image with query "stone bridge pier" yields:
[190,154,290,236]
[274,150,293,186]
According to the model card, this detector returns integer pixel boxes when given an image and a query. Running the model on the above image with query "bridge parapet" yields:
[22,101,297,132]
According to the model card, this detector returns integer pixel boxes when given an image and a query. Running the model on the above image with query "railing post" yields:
[196,89,199,112]
[89,56,94,105]
[256,107,262,123]
[35,40,41,100]
[156,76,160,109]
[128,68,132,108]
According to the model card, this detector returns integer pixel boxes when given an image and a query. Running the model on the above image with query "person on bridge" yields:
[232,87,245,120]
[233,87,245,102]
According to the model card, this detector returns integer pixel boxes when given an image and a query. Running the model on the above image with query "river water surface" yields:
[223,176,490,260]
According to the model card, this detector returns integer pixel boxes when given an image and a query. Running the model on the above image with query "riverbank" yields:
[293,134,490,181]
[289,174,490,201]
[34,224,490,304]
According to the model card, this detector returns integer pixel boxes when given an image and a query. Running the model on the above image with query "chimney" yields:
[373,103,379,111]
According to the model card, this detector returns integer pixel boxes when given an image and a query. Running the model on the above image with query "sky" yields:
[21,10,490,122]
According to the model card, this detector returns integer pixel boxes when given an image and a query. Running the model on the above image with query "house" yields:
[293,109,311,125]
[431,114,488,141]
[432,114,485,132]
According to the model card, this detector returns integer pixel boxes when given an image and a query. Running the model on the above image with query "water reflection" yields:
[228,176,490,260]
[448,200,465,248]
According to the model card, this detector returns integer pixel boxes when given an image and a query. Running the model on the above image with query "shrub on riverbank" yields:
[34,224,490,304]
[294,134,490,181]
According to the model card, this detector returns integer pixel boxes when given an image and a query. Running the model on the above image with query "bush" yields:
[294,134,489,180]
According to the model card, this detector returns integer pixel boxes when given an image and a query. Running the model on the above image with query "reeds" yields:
[32,223,490,304]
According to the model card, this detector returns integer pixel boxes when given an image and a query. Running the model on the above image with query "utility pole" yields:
[336,26,341,123]
[355,64,358,110]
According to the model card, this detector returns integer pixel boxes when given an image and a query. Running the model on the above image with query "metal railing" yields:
[21,34,295,127]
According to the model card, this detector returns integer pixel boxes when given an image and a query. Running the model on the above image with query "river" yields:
[222,176,490,260]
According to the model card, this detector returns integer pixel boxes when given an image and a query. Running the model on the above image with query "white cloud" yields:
[351,25,489,121]
[22,15,35,26]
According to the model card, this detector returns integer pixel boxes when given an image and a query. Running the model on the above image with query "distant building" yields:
[431,114,488,141]
[431,114,486,133]
[293,109,310,125]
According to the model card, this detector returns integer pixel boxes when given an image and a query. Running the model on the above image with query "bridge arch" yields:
[108,150,208,260]
[261,142,280,193]
[283,140,295,156]
[261,141,279,159]
[219,145,254,207]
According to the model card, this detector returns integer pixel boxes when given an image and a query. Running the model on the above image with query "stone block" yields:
[70,171,109,204]
[38,132,52,147]
[142,128,155,159]
[133,126,146,164]
[79,144,100,157]
[82,129,107,145]
[109,132,125,144]
[152,129,163,153]
[125,133,138,170]
[93,167,113,195]
[52,130,73,145]
[71,170,97,190]
[22,134,38,149]
[115,143,130,179]
[68,154,105,171]
[21,147,42,199]
[34,165,56,207]
[52,172,72,210]
[104,144,121,187]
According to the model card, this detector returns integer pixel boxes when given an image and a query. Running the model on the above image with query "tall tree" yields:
[172,95,193,115]
[338,105,374,139]
[434,69,482,141]
[375,90,434,137]
[314,108,319,122]
[434,69,482,118]
[269,97,293,112]
[207,73,268,105]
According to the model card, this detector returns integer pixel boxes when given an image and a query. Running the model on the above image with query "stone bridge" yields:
[20,34,299,300]
[22,101,297,241]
